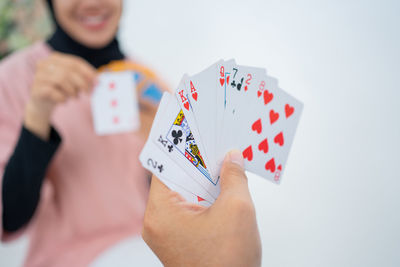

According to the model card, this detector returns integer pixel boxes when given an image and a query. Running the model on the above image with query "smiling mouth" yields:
[79,13,111,30]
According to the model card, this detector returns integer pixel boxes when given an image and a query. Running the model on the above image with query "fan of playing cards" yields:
[140,59,303,207]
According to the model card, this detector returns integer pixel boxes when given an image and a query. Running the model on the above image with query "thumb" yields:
[218,149,250,198]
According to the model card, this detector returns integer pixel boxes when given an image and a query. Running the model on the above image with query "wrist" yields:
[24,101,52,141]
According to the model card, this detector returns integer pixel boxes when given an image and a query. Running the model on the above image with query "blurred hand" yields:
[24,52,97,140]
[142,150,261,267]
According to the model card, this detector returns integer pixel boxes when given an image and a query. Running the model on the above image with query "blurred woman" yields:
[0,0,165,266]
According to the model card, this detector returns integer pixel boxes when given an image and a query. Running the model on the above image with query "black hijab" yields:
[46,0,125,68]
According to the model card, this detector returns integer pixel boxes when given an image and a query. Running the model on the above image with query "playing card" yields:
[175,74,213,186]
[148,92,220,199]
[163,179,212,207]
[184,60,223,182]
[231,75,278,148]
[140,59,303,197]
[217,65,266,171]
[233,74,303,183]
[215,59,236,123]
[215,59,236,160]
[140,140,214,205]
[226,67,271,149]
[91,71,140,135]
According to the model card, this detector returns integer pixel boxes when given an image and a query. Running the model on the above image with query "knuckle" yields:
[74,58,93,72]
[229,196,255,215]
[142,213,160,241]
[70,57,85,69]
[42,86,53,95]
[68,60,79,70]
[34,85,48,97]
[168,191,182,200]
[56,94,66,103]
[74,77,86,89]
[74,57,86,66]
[36,59,45,69]
[58,71,69,83]
[141,226,149,244]
[68,85,77,95]
[49,91,59,100]
[74,56,90,67]
[58,55,73,67]
[79,67,94,81]
[222,162,246,179]
[50,52,61,61]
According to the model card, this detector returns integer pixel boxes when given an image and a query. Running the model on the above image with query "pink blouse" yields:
[0,42,161,267]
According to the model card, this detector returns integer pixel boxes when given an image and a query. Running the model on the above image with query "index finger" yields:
[149,175,171,198]
[149,176,187,203]
[55,53,97,83]
[69,56,97,83]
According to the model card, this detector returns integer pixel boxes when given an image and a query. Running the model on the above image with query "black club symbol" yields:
[171,130,183,145]
[167,145,173,152]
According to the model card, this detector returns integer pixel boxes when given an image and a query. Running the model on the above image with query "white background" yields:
[1,0,399,266]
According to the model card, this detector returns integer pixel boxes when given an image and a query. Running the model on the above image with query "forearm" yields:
[2,126,61,232]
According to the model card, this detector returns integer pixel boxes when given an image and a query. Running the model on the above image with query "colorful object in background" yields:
[0,0,52,60]
[142,83,163,104]
[99,60,166,105]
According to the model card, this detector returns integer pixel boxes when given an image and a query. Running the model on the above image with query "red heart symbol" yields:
[285,104,294,118]
[244,85,248,91]
[274,132,284,146]
[251,119,262,134]
[192,92,198,101]
[257,91,262,97]
[113,116,119,124]
[197,196,205,202]
[265,158,276,173]
[277,165,282,171]
[183,101,189,111]
[109,82,115,90]
[242,145,253,161]
[258,138,269,153]
[111,99,118,107]
[219,78,225,86]
[263,90,273,105]
[269,110,279,124]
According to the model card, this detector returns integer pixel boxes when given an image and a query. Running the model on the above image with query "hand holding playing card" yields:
[25,52,96,140]
[140,59,303,205]
[142,150,261,267]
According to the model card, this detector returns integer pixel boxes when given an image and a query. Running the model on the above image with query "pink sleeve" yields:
[0,44,47,242]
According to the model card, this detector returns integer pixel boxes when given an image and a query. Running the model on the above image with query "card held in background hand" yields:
[91,71,140,136]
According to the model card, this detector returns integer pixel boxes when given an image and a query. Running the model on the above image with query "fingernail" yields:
[227,149,244,168]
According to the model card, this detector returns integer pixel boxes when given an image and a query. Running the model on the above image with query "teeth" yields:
[82,15,105,25]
